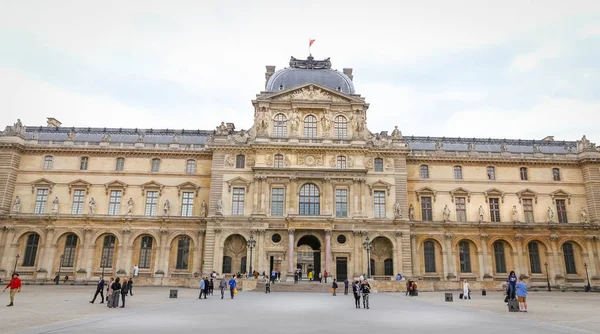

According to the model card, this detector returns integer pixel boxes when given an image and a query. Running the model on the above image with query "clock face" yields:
[305,155,316,166]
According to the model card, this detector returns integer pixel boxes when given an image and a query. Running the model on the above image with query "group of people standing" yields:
[351,279,371,309]
[200,275,238,299]
[89,275,134,308]
[506,271,528,312]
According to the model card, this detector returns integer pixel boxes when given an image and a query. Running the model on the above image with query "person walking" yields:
[516,276,528,312]
[332,279,338,296]
[54,273,60,285]
[203,277,210,299]
[89,275,105,304]
[265,279,271,293]
[109,277,121,308]
[462,280,470,300]
[106,277,114,306]
[360,279,371,309]
[405,280,411,296]
[128,277,133,296]
[344,278,349,295]
[209,278,214,295]
[199,277,206,299]
[133,264,139,277]
[120,278,128,308]
[308,271,313,283]
[228,275,237,299]
[318,272,322,283]
[323,271,328,284]
[219,276,227,299]
[507,271,517,301]
[352,280,361,308]
[3,273,22,307]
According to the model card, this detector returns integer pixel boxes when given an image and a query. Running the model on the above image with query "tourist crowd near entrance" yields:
[0,55,599,292]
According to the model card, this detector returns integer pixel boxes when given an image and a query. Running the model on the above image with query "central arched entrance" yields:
[297,235,321,279]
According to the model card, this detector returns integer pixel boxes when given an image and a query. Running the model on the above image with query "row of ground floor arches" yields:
[0,225,598,288]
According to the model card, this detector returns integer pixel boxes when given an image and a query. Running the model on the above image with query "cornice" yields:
[19,145,212,158]
[407,154,580,166]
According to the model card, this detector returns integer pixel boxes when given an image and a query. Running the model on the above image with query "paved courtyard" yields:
[1,286,599,334]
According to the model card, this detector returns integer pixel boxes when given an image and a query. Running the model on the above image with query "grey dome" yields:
[266,56,355,94]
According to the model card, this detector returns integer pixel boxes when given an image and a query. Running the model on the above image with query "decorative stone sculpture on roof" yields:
[289,55,331,69]
[577,135,596,152]
[3,119,26,137]
[391,126,402,140]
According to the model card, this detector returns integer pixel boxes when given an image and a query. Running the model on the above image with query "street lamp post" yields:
[544,262,551,292]
[13,254,20,273]
[57,255,64,285]
[101,255,107,278]
[584,263,591,292]
[246,235,256,278]
[363,236,372,279]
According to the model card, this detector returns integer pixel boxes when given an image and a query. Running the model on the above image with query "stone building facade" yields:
[1,55,599,289]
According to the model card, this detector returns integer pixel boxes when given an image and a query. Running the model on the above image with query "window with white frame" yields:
[34,189,49,214]
[43,156,53,170]
[80,157,89,170]
[304,115,317,138]
[151,158,161,172]
[181,192,194,217]
[336,156,347,169]
[71,189,85,214]
[334,115,347,139]
[271,188,284,216]
[274,154,284,168]
[232,188,245,215]
[145,191,159,216]
[374,190,386,218]
[335,189,348,217]
[186,159,196,174]
[115,158,125,171]
[108,190,122,215]
[273,113,287,137]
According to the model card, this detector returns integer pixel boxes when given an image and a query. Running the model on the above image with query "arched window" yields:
[23,234,40,267]
[273,113,287,137]
[562,242,576,274]
[304,115,317,138]
[235,155,245,168]
[458,241,471,273]
[370,258,375,276]
[151,158,161,172]
[374,158,384,172]
[299,183,320,215]
[454,166,463,179]
[420,165,429,178]
[63,234,78,267]
[186,159,196,174]
[274,154,284,168]
[101,235,116,268]
[424,241,436,273]
[43,156,53,170]
[528,242,542,274]
[241,256,247,274]
[493,241,507,273]
[334,116,348,139]
[139,236,153,269]
[336,156,347,169]
[384,258,393,276]
[222,256,232,273]
[176,236,191,270]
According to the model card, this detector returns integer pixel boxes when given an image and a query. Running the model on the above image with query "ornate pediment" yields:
[31,178,55,193]
[415,187,437,202]
[68,179,91,194]
[484,188,505,203]
[141,181,164,196]
[270,84,351,103]
[226,176,251,193]
[177,181,200,197]
[550,189,571,205]
[516,188,538,204]
[367,179,393,196]
[449,187,471,202]
[104,180,128,195]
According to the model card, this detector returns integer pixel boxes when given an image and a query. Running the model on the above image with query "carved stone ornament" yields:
[228,129,251,144]
[581,207,589,223]
[266,155,274,166]
[275,85,346,102]
[289,55,331,69]
[298,154,323,167]
[3,119,26,137]
[391,126,402,139]
[549,234,559,242]
[224,155,234,167]
[444,232,454,240]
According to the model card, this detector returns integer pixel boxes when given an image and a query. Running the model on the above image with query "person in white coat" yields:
[463,280,471,300]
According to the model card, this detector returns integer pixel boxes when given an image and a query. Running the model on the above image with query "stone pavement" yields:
[1,286,598,334]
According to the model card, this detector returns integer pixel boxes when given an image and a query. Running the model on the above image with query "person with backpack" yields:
[332,279,338,296]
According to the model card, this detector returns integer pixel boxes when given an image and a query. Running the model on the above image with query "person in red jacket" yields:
[3,273,22,307]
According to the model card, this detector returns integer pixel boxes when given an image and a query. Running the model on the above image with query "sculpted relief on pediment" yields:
[272,86,348,103]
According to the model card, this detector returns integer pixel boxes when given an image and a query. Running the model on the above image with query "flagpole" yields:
[308,37,311,56]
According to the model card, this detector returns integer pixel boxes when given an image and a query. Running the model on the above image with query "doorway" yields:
[297,235,321,279]
[336,257,348,281]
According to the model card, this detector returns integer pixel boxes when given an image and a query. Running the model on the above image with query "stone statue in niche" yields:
[216,198,223,215]
[393,200,402,218]
[163,200,170,216]
[201,200,207,217]
[320,111,331,134]
[580,207,589,223]
[88,197,96,215]
[126,198,134,215]
[547,206,555,223]
[512,205,520,223]
[391,126,402,139]
[408,204,415,221]
[52,197,59,214]
[478,205,485,222]
[443,205,451,222]
[12,196,20,213]
[290,110,300,135]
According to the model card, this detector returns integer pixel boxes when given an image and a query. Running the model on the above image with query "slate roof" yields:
[404,136,577,154]
[266,68,355,94]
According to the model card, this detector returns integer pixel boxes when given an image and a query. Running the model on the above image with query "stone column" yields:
[515,235,527,277]
[253,178,259,214]
[353,231,362,277]
[549,234,560,284]
[261,178,268,214]
[196,230,205,274]
[287,229,295,280]
[395,231,403,276]
[156,228,169,275]
[410,233,419,276]
[1,226,16,274]
[352,180,359,217]
[289,178,297,215]
[83,227,94,277]
[256,230,265,274]
[324,178,332,215]
[325,230,332,273]
[40,226,56,273]
[118,228,131,273]
[359,179,365,215]
[445,233,455,279]
[584,236,597,278]
[479,234,489,278]
[212,229,222,275]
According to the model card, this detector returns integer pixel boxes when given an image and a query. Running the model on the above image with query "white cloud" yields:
[509,42,565,72]
[579,25,600,37]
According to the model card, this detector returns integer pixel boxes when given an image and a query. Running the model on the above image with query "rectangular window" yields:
[236,155,245,169]
[232,188,245,215]
[145,191,159,216]
[43,156,53,170]
[151,159,161,172]
[116,158,125,171]
[108,190,122,215]
[493,242,507,273]
[420,165,429,179]
[71,190,85,214]
[271,188,284,216]
[455,197,466,222]
[374,191,386,218]
[34,189,49,214]
[374,158,384,172]
[424,241,436,273]
[556,199,568,224]
[523,199,534,223]
[181,192,194,217]
[487,166,495,180]
[186,160,196,174]
[80,157,89,170]
[421,197,432,221]
[454,166,463,180]
[520,167,528,181]
[489,198,500,222]
[335,189,348,217]
[552,168,561,181]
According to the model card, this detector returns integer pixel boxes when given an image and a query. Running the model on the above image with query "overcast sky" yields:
[1,0,599,141]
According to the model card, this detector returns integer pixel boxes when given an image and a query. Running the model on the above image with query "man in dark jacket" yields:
[203,277,210,299]
[344,279,349,295]
[120,278,128,308]
[89,276,105,304]
[128,277,134,296]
